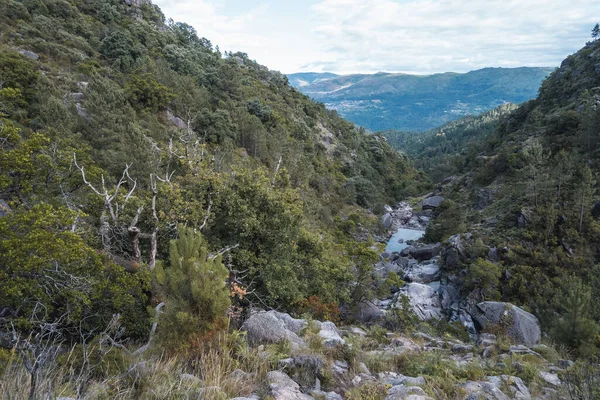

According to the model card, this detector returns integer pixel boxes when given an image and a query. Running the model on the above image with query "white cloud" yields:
[308,0,600,73]
[153,0,600,74]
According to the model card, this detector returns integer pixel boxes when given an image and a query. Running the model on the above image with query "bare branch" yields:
[132,302,164,356]
[209,244,239,261]
[198,195,213,231]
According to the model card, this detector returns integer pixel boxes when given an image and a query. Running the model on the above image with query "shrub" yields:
[125,74,174,111]
[154,228,231,351]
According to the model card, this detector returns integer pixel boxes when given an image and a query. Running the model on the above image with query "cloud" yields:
[308,0,600,73]
[153,0,600,74]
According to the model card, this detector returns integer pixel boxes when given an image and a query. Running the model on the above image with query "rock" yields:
[451,344,473,354]
[386,385,428,400]
[241,311,306,347]
[353,300,385,323]
[422,196,444,210]
[349,327,367,337]
[464,375,531,400]
[166,109,186,129]
[266,371,314,400]
[408,244,442,261]
[18,49,39,60]
[319,321,345,347]
[539,371,561,387]
[517,208,532,228]
[0,200,11,217]
[231,396,260,400]
[403,262,440,284]
[382,213,394,229]
[71,92,85,102]
[75,103,91,122]
[474,187,497,210]
[477,333,497,347]
[398,283,442,320]
[471,302,541,347]
[558,359,574,369]
[180,373,201,384]
[509,345,543,358]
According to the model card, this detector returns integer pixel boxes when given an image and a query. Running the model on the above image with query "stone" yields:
[319,321,345,347]
[422,196,444,210]
[231,396,260,400]
[386,385,428,400]
[382,213,394,229]
[539,371,561,387]
[180,373,201,384]
[18,49,39,60]
[399,283,442,320]
[71,92,84,102]
[353,300,385,323]
[166,109,186,129]
[558,359,574,369]
[349,327,367,337]
[266,371,314,400]
[477,333,497,347]
[408,244,442,261]
[451,344,473,354]
[474,187,497,210]
[241,310,306,347]
[0,200,11,217]
[471,302,541,347]
[403,262,440,284]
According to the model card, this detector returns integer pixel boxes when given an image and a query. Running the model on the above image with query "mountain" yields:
[414,38,600,358]
[288,67,554,131]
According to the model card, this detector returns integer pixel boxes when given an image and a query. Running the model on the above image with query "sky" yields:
[153,0,600,75]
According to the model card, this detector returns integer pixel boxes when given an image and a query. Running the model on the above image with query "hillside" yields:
[381,103,518,182]
[288,68,554,131]
[415,37,600,360]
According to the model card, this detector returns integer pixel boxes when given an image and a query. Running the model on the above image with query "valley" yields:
[0,0,600,399]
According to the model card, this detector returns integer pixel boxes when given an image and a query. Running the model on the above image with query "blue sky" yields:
[153,0,600,75]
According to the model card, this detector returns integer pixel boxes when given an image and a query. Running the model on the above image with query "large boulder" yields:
[422,196,444,210]
[382,213,394,229]
[398,283,442,320]
[407,244,442,261]
[317,321,345,347]
[403,262,440,284]
[353,300,385,323]
[241,311,306,347]
[266,371,314,400]
[471,302,541,347]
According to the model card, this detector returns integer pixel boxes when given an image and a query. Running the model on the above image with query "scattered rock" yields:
[386,385,429,400]
[558,359,574,369]
[241,310,306,347]
[471,302,541,347]
[539,371,561,387]
[348,327,367,337]
[422,196,445,210]
[353,300,385,323]
[318,322,345,347]
[18,49,39,60]
[398,283,442,320]
[266,370,314,400]
[166,109,186,129]
[407,243,442,261]
[452,344,473,354]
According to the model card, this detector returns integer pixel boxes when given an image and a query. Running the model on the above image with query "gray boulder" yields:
[403,262,440,284]
[241,311,306,347]
[18,49,39,60]
[317,321,345,347]
[353,300,385,323]
[398,283,442,320]
[471,302,541,347]
[266,371,314,400]
[382,213,394,229]
[422,196,444,210]
[408,244,442,261]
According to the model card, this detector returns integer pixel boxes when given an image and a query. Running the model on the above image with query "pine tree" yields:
[592,23,600,40]
[155,228,231,351]
[552,277,599,355]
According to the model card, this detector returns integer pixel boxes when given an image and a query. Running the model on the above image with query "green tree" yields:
[552,277,599,356]
[592,23,600,40]
[464,258,502,301]
[154,228,230,351]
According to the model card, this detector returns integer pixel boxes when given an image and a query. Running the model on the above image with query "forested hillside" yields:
[0,0,432,393]
[381,103,518,182]
[421,37,600,358]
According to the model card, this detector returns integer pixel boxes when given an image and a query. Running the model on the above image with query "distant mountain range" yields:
[288,67,554,131]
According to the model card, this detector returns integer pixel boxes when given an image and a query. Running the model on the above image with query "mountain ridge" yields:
[289,67,554,131]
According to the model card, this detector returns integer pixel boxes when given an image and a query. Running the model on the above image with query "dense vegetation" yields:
[417,37,600,358]
[381,103,518,182]
[289,68,552,131]
[0,0,430,375]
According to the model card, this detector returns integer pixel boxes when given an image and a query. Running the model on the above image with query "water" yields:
[385,228,425,253]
